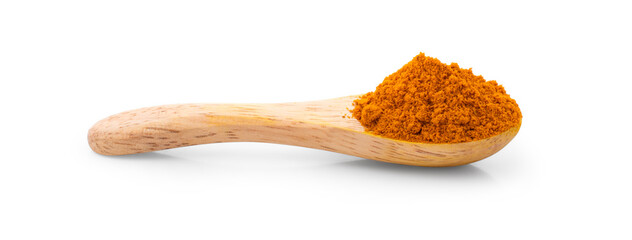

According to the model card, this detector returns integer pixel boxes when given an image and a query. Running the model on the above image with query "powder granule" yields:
[351,53,522,143]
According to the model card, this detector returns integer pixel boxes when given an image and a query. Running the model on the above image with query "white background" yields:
[1,0,630,239]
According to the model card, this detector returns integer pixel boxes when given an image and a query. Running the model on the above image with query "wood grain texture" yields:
[88,95,520,167]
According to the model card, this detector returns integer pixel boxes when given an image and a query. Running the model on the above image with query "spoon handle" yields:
[88,97,360,156]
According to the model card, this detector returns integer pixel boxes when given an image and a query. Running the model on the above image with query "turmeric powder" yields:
[351,53,521,143]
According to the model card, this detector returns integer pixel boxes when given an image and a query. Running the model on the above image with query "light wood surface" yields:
[88,95,520,167]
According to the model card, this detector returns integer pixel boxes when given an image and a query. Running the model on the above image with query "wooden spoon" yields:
[88,95,520,167]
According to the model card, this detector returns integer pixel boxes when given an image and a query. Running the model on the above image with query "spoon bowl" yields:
[88,95,520,167]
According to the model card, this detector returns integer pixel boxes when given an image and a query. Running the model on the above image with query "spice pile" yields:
[351,53,522,143]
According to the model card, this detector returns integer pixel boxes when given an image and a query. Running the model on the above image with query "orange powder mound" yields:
[351,53,522,143]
